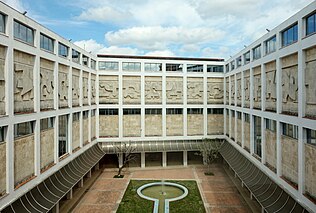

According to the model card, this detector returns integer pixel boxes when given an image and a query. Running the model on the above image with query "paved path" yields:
[73,165,252,213]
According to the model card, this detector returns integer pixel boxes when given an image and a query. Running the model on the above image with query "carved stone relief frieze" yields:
[72,70,80,106]
[305,60,316,117]
[244,71,250,107]
[58,72,69,107]
[123,77,141,104]
[230,78,235,105]
[0,59,5,115]
[14,63,34,112]
[145,77,162,104]
[187,78,203,103]
[207,78,224,104]
[82,72,89,105]
[166,78,183,103]
[91,78,96,104]
[282,66,298,114]
[236,74,242,106]
[253,74,261,108]
[40,68,54,110]
[99,76,119,104]
[226,78,229,104]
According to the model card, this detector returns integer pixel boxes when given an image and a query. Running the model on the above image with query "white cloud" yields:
[145,50,175,57]
[2,0,25,12]
[74,39,104,53]
[98,46,140,55]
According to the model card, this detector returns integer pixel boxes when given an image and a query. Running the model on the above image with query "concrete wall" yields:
[166,77,183,104]
[207,114,224,135]
[14,135,34,186]
[82,71,89,105]
[236,74,242,106]
[123,115,141,137]
[230,76,235,105]
[145,77,162,104]
[166,115,183,136]
[99,115,119,137]
[225,111,229,136]
[230,114,235,139]
[40,128,54,170]
[187,77,203,104]
[265,61,277,111]
[99,75,118,104]
[83,118,89,144]
[236,118,242,144]
[0,46,5,115]
[244,122,251,151]
[225,78,229,105]
[91,115,96,139]
[282,54,298,115]
[305,47,316,118]
[72,120,80,150]
[253,66,261,109]
[72,68,80,107]
[244,70,250,108]
[187,114,203,135]
[91,74,96,104]
[0,142,6,196]
[145,115,162,136]
[40,58,54,111]
[265,129,277,170]
[14,50,35,113]
[58,64,69,108]
[207,77,224,104]
[281,135,298,186]
[305,144,316,199]
[123,76,141,104]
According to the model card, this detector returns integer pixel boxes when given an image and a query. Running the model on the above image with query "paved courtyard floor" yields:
[73,164,252,213]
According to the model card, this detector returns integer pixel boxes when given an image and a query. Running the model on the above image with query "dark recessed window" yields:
[187,108,203,114]
[99,109,118,115]
[40,33,54,52]
[265,36,276,54]
[253,45,261,60]
[0,126,6,142]
[166,108,183,114]
[58,43,68,57]
[265,119,276,132]
[306,128,316,145]
[145,63,162,72]
[282,123,298,139]
[58,115,68,157]
[123,109,141,115]
[40,117,54,131]
[207,108,223,114]
[166,63,183,72]
[99,61,119,71]
[122,62,141,71]
[91,59,96,70]
[244,51,250,64]
[207,65,224,72]
[0,13,6,33]
[282,24,298,47]
[306,12,316,36]
[187,64,203,72]
[236,56,242,67]
[145,109,162,115]
[14,121,34,139]
[82,55,89,66]
[72,49,80,63]
[230,61,235,70]
[14,20,34,45]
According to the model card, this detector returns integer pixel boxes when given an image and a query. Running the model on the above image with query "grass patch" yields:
[117,180,205,213]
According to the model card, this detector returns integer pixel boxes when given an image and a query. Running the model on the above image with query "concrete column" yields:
[183,151,188,166]
[141,152,146,168]
[298,126,305,194]
[183,72,187,137]
[118,153,123,168]
[118,68,123,139]
[162,65,166,137]
[87,170,92,178]
[95,162,100,171]
[241,113,245,148]
[162,152,167,167]
[276,121,282,177]
[261,117,266,164]
[67,188,73,200]
[250,114,254,154]
[78,178,84,188]
[261,64,266,111]
[250,68,254,110]
[52,202,59,213]
[276,58,282,114]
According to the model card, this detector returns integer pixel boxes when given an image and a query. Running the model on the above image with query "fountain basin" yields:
[137,182,188,213]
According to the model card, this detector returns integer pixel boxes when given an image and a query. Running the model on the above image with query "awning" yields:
[220,142,309,213]
[2,143,105,213]
[101,140,203,153]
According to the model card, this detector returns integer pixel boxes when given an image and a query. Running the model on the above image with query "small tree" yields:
[196,139,223,175]
[114,142,136,178]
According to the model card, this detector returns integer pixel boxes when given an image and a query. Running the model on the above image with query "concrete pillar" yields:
[95,162,100,171]
[52,202,59,213]
[67,188,73,200]
[162,152,167,167]
[183,151,188,166]
[141,152,145,168]
[78,178,84,188]
[87,170,92,178]
[118,153,123,168]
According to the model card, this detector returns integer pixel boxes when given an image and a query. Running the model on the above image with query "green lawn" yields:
[117,180,205,213]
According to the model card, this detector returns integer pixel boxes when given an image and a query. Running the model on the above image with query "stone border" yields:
[137,181,188,213]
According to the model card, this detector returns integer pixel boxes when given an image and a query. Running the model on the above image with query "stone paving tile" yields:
[200,181,237,193]
[208,206,250,213]
[74,204,115,213]
[81,191,121,205]
[90,179,128,191]
[204,192,245,206]
[131,168,195,179]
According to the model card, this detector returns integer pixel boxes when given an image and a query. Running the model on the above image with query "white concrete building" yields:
[0,1,315,212]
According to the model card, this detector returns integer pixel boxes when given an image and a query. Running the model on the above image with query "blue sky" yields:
[2,0,314,59]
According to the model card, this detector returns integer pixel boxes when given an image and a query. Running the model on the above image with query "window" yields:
[244,51,250,64]
[145,63,162,72]
[0,13,6,33]
[99,109,118,115]
[187,64,203,72]
[254,116,262,157]
[14,121,34,139]
[207,108,223,114]
[306,12,316,36]
[265,119,276,132]
[230,61,235,70]
[83,110,89,119]
[40,117,54,131]
[244,113,250,123]
[265,36,276,54]
[225,64,230,73]
[231,110,235,117]
[82,55,89,66]
[40,34,54,52]
[91,59,96,70]
[13,21,34,45]
[282,24,298,47]
[123,109,141,115]
[99,61,119,71]
[236,56,242,67]
[282,123,298,139]
[0,126,5,142]
[207,65,224,72]
[166,108,183,114]
[187,108,203,114]
[145,109,162,115]
[58,115,68,157]
[166,63,183,72]
[58,43,68,57]
[237,111,242,119]
[72,49,80,63]
[91,109,96,117]
[253,45,261,60]
[73,112,80,122]
[306,128,316,145]
[122,62,141,71]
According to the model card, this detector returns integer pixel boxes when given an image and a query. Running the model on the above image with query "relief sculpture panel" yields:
[123,76,141,104]
[58,64,69,108]
[187,77,203,104]
[0,57,5,115]
[305,47,316,118]
[207,78,224,104]
[40,59,54,111]
[282,54,298,115]
[145,76,162,104]
[99,75,118,104]
[236,73,242,106]
[253,66,261,109]
[230,77,235,105]
[72,69,80,107]
[265,61,277,111]
[244,70,250,108]
[91,74,96,104]
[225,78,229,104]
[166,77,183,104]
[82,72,89,105]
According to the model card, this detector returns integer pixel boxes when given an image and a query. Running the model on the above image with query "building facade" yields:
[0,1,316,212]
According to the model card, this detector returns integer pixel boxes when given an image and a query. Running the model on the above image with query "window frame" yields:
[144,63,162,72]
[40,33,54,53]
[98,61,119,71]
[72,49,80,63]
[58,42,69,57]
[122,62,141,71]
[187,64,204,73]
[13,20,34,45]
[306,11,316,36]
[0,12,6,34]
[166,63,183,72]
[252,45,261,60]
[281,23,298,47]
[265,35,277,55]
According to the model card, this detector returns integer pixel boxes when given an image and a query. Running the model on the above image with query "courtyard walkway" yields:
[73,164,252,213]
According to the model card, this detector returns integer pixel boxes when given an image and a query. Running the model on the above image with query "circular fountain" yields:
[137,181,188,213]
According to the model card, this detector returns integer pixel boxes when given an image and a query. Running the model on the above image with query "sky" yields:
[2,0,314,60]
